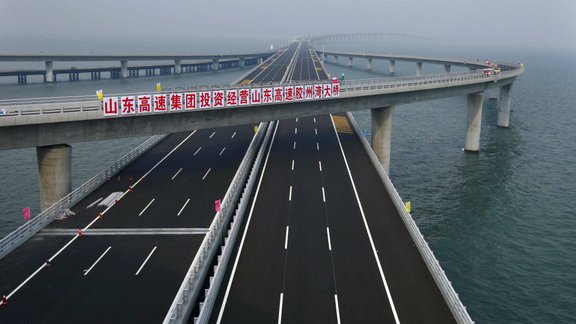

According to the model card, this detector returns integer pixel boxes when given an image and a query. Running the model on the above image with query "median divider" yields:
[163,121,274,324]
[0,134,168,260]
[346,111,474,324]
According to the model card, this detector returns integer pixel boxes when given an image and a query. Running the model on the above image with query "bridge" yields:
[0,38,523,323]
[0,52,273,84]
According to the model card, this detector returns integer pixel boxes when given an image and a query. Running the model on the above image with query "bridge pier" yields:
[444,64,451,74]
[465,92,484,152]
[371,106,395,174]
[174,59,182,74]
[366,57,372,71]
[416,62,423,76]
[334,55,338,64]
[121,60,128,78]
[36,144,72,211]
[498,84,513,127]
[212,58,220,71]
[17,74,27,84]
[348,56,353,67]
[239,58,246,68]
[45,61,54,83]
[389,60,396,75]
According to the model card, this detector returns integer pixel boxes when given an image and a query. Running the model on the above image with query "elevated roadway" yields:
[0,43,299,323]
[210,41,456,323]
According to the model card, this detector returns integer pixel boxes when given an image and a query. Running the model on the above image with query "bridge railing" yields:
[0,64,522,119]
[163,121,270,324]
[346,112,474,323]
[0,134,167,260]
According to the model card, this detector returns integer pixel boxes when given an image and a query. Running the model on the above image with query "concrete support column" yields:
[444,64,451,74]
[239,58,246,68]
[174,59,182,74]
[36,144,72,211]
[348,56,353,67]
[371,106,395,174]
[121,60,128,78]
[334,55,338,64]
[498,83,513,127]
[45,61,54,83]
[465,92,484,152]
[366,58,373,70]
[212,58,220,71]
[389,60,396,74]
[416,62,423,76]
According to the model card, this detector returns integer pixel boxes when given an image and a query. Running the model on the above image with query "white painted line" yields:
[330,115,401,323]
[295,128,298,135]
[217,121,280,323]
[278,293,284,324]
[296,117,298,122]
[284,226,289,250]
[231,131,237,139]
[209,131,216,139]
[84,246,112,276]
[87,198,103,209]
[322,187,326,202]
[291,160,294,171]
[194,147,202,156]
[139,198,155,216]
[315,128,318,135]
[177,198,190,216]
[293,141,296,150]
[334,294,341,324]
[135,246,157,276]
[317,142,320,151]
[289,186,292,201]
[171,167,183,180]
[319,161,323,172]
[219,147,226,156]
[314,117,316,123]
[327,227,332,251]
[202,168,212,180]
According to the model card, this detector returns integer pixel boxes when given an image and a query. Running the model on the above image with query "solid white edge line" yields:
[194,147,202,156]
[171,167,183,180]
[278,293,284,324]
[135,246,157,275]
[291,159,294,171]
[177,198,191,216]
[138,198,155,216]
[329,114,401,324]
[335,294,341,324]
[202,168,212,180]
[219,147,226,156]
[285,226,289,250]
[84,246,112,276]
[319,161,323,172]
[231,131,236,139]
[216,121,280,323]
[289,186,292,201]
[326,227,332,251]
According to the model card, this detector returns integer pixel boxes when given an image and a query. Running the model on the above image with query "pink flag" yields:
[23,207,31,221]
[215,199,221,212]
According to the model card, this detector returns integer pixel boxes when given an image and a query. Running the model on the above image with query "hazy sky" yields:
[1,0,575,51]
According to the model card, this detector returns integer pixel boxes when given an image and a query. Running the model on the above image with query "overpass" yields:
[0,38,523,323]
[0,52,273,83]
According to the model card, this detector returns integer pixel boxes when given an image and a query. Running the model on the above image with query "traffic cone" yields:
[98,213,103,219]
[1,295,7,305]
[78,229,83,237]
[45,259,51,267]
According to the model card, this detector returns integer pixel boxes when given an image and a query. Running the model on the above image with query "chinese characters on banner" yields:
[102,80,340,117]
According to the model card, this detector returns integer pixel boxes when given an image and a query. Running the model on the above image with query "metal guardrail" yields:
[0,134,168,260]
[346,112,474,323]
[163,122,270,324]
[193,121,275,324]
[0,63,523,119]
